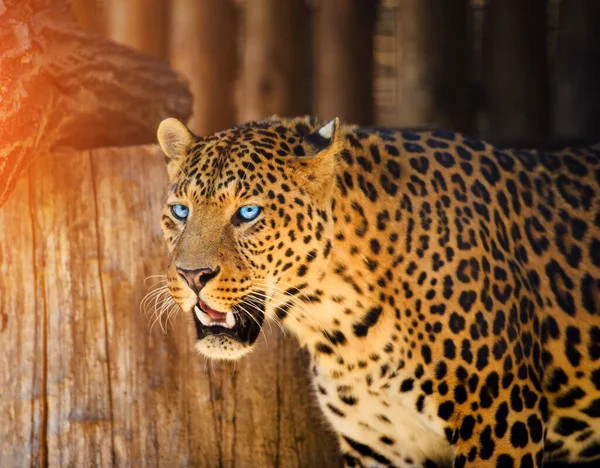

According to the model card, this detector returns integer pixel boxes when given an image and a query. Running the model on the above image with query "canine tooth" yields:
[194,305,211,326]
[226,312,236,328]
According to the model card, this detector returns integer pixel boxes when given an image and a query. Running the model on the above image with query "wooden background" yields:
[69,0,600,146]
[1,1,599,467]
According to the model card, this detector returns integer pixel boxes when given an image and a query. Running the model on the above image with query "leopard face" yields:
[157,117,339,359]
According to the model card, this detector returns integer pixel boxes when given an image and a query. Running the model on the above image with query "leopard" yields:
[156,115,600,468]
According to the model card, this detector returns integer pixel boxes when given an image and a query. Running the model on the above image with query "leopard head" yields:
[157,117,341,359]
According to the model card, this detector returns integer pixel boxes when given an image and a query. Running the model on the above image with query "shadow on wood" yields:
[0,146,341,467]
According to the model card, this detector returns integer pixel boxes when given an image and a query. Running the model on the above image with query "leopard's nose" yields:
[176,266,220,294]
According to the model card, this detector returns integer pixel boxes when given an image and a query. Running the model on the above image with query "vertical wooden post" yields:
[0,175,43,467]
[393,0,472,132]
[71,0,106,33]
[315,0,377,125]
[482,0,548,146]
[552,0,600,143]
[169,0,238,135]
[105,0,168,58]
[238,0,312,121]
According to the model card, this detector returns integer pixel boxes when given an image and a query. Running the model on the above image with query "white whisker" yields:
[141,276,178,335]
[247,279,330,339]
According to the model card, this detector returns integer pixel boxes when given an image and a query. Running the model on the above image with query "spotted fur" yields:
[157,116,600,467]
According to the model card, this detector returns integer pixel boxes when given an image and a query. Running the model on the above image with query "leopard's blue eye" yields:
[171,204,189,221]
[238,205,261,222]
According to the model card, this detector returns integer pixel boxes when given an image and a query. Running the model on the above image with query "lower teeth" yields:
[194,305,236,329]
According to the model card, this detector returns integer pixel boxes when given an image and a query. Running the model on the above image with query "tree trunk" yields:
[0,146,342,467]
[552,0,600,144]
[105,0,168,58]
[393,0,472,132]
[0,0,192,208]
[238,0,312,121]
[482,0,548,147]
[170,0,238,135]
[315,0,377,125]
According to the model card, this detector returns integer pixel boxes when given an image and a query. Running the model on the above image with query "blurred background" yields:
[73,0,599,146]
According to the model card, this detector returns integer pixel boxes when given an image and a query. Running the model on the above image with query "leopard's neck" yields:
[277,133,426,378]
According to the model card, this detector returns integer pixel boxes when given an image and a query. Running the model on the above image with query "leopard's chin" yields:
[194,335,256,360]
[190,293,265,360]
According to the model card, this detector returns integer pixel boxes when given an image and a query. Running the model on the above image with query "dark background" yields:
[73,0,600,148]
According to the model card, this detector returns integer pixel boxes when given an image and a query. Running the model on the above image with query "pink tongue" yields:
[201,302,227,321]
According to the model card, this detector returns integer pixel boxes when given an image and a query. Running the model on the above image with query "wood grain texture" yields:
[552,0,600,143]
[392,0,472,132]
[482,0,549,146]
[315,0,377,125]
[0,1,192,208]
[0,165,43,466]
[29,150,114,466]
[169,0,238,135]
[71,0,106,33]
[0,145,341,467]
[238,0,312,121]
[105,0,168,58]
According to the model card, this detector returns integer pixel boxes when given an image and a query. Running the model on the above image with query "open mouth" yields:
[195,300,236,328]
[191,293,265,344]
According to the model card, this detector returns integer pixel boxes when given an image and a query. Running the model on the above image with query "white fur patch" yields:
[313,367,453,467]
[318,119,336,139]
[194,335,251,360]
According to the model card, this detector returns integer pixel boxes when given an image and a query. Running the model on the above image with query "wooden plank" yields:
[169,0,238,135]
[105,0,168,58]
[315,0,378,125]
[0,172,43,466]
[89,145,202,465]
[28,151,114,465]
[201,331,342,467]
[238,0,312,121]
[392,0,472,131]
[71,0,106,33]
[552,0,600,143]
[482,0,548,146]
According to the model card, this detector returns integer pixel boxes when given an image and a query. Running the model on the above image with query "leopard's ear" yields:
[157,118,194,180]
[298,118,342,196]
[303,118,340,157]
